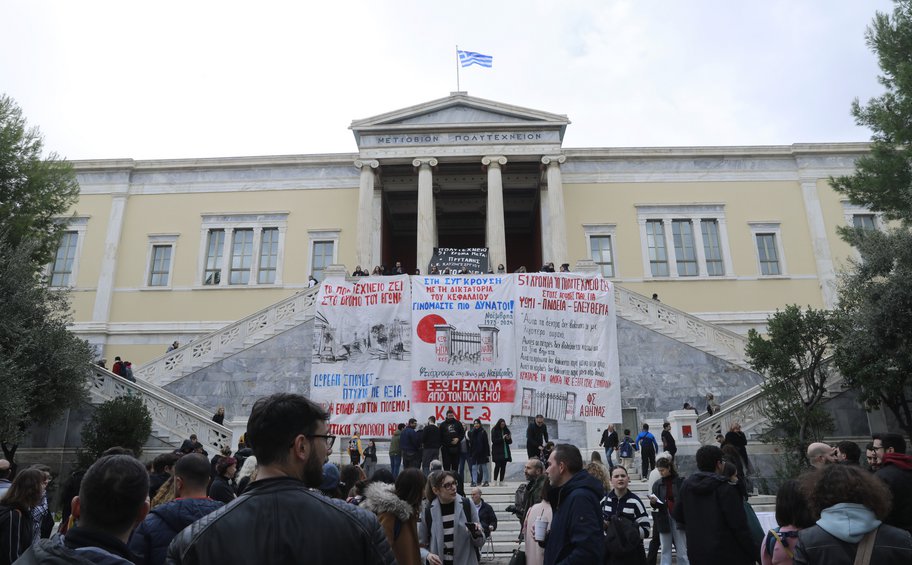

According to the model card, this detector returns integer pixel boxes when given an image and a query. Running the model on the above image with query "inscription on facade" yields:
[362,130,558,148]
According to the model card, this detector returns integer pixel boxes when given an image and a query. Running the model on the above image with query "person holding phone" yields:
[650,458,688,565]
[419,471,485,565]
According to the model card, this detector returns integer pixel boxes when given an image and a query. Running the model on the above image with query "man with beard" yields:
[439,409,466,472]
[168,393,395,565]
[506,459,547,529]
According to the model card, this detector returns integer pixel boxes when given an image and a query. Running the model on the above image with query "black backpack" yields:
[424,497,481,562]
[604,514,645,563]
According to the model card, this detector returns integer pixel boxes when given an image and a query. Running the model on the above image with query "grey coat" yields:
[418,494,486,565]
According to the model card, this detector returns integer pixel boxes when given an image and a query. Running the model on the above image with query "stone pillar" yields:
[482,155,508,271]
[665,410,701,456]
[92,185,129,325]
[542,155,568,265]
[355,159,380,271]
[414,158,438,273]
[799,178,837,308]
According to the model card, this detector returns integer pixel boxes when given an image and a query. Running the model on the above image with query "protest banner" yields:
[310,275,412,438]
[428,247,489,274]
[513,273,622,423]
[411,274,516,423]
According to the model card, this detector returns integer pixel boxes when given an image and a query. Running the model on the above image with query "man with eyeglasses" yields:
[872,432,912,533]
[168,393,395,564]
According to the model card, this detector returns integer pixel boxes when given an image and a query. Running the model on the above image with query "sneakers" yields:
[482,481,490,487]
[471,482,477,487]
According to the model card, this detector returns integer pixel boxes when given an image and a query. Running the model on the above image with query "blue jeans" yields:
[475,462,490,484]
[390,454,401,477]
[605,447,615,468]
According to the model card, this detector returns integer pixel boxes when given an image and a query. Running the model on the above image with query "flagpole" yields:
[455,45,460,91]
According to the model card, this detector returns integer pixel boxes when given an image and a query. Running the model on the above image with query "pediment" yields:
[351,93,569,131]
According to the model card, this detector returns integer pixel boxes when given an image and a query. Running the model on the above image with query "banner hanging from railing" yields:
[310,275,412,438]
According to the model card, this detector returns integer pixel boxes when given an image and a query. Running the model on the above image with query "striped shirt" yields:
[440,501,455,564]
[601,490,650,538]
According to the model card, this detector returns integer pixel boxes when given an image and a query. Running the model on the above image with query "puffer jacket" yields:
[128,497,223,565]
[17,528,135,565]
[671,471,755,565]
[361,482,422,565]
[793,503,912,564]
[166,476,395,565]
[544,470,606,565]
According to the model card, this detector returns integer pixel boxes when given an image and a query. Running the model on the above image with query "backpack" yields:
[619,438,634,459]
[424,497,481,562]
[604,514,644,560]
[764,527,799,559]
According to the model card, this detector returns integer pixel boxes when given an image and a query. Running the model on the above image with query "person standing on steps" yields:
[635,424,659,481]
[526,415,549,459]
[660,423,677,461]
[600,424,619,469]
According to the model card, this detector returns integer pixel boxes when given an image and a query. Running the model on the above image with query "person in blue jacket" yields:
[635,424,659,480]
[543,443,606,565]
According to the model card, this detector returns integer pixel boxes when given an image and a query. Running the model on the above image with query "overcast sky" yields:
[0,0,895,161]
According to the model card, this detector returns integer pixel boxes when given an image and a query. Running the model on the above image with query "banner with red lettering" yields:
[513,273,621,423]
[310,275,412,438]
[410,274,517,424]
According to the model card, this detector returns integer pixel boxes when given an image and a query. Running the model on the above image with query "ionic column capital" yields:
[412,157,438,169]
[541,155,566,166]
[354,159,380,170]
[481,155,508,167]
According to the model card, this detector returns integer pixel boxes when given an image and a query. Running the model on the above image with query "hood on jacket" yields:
[881,452,912,471]
[360,482,414,521]
[685,471,731,494]
[817,502,881,544]
[151,497,224,534]
[548,470,605,509]
[25,537,132,565]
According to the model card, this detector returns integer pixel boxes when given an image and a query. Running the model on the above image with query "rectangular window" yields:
[589,235,615,277]
[50,231,78,287]
[701,219,724,276]
[229,229,254,285]
[756,233,781,276]
[148,245,172,286]
[203,229,225,285]
[258,228,279,284]
[311,241,335,282]
[646,220,668,277]
[853,214,877,231]
[672,220,698,276]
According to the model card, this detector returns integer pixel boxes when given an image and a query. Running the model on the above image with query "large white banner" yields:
[513,273,622,423]
[410,274,517,424]
[310,275,412,438]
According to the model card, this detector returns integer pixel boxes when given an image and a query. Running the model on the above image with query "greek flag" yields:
[458,50,493,68]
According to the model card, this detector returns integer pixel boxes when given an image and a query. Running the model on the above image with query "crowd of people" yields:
[1,393,911,565]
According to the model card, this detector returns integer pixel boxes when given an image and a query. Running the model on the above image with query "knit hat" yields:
[321,463,340,492]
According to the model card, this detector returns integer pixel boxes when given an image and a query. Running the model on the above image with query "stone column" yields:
[482,155,508,271]
[799,178,837,308]
[542,155,568,265]
[355,159,380,271]
[414,158,438,272]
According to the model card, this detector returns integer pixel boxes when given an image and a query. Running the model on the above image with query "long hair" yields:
[0,469,44,513]
[395,468,427,513]
[585,462,610,491]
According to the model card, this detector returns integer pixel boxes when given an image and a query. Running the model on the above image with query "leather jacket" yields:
[166,476,395,565]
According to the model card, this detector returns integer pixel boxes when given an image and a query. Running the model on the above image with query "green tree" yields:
[746,305,841,473]
[80,395,153,466]
[0,235,95,456]
[0,94,80,268]
[830,1,912,440]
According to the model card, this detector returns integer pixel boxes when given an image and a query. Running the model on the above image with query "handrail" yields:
[135,286,320,386]
[613,285,749,367]
[88,364,232,451]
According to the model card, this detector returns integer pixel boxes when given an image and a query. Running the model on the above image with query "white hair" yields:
[236,455,258,482]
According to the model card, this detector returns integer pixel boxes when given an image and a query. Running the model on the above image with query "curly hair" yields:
[801,463,892,519]
[585,461,611,491]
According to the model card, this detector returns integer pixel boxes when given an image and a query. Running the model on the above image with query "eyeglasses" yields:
[307,434,336,449]
[441,481,458,489]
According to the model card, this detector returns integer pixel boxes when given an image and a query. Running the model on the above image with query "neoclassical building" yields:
[58,93,872,365]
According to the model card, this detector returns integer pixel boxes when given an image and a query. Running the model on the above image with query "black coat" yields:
[168,477,395,565]
[207,475,236,505]
[793,523,912,565]
[600,429,619,449]
[468,427,490,463]
[875,454,912,532]
[491,426,512,463]
[650,475,684,534]
[671,471,756,565]
[526,421,548,450]
[421,423,441,450]
[439,418,465,454]
[129,497,223,565]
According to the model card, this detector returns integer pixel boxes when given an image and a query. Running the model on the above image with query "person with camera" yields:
[419,471,485,565]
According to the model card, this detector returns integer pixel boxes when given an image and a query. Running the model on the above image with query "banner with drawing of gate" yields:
[410,274,516,423]
[513,273,622,423]
[310,275,412,438]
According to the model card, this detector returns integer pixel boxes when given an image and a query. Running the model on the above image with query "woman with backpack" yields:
[0,469,45,565]
[418,471,486,565]
[362,468,426,565]
[649,458,688,565]
[601,466,649,565]
[761,479,813,565]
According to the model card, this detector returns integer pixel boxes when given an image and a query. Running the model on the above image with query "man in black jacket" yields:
[130,454,223,565]
[873,432,912,533]
[672,445,755,565]
[599,424,618,469]
[168,393,395,565]
[421,416,442,475]
[526,414,549,459]
[439,409,465,472]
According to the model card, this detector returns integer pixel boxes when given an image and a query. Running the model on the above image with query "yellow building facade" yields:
[56,94,873,365]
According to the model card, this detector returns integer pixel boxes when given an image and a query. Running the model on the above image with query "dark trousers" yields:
[646,529,660,565]
[442,447,460,472]
[421,448,439,475]
[402,450,420,469]
[527,445,540,459]
[493,461,507,482]
[641,448,656,477]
